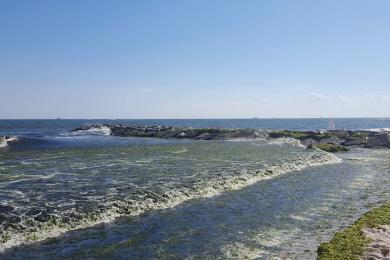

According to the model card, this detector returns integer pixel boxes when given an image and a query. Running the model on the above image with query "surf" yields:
[0,145,341,252]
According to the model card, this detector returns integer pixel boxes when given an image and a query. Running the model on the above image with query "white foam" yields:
[0,150,342,252]
[364,128,390,132]
[6,137,18,142]
[64,126,112,136]
[0,136,18,148]
[268,137,306,148]
[252,227,301,247]
[171,148,188,154]
[221,242,265,259]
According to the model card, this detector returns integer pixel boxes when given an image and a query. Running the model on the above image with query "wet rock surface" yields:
[71,125,390,149]
[268,130,390,149]
[72,125,268,140]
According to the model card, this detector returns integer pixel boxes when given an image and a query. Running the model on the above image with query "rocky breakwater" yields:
[71,125,267,140]
[268,130,390,149]
[71,125,390,150]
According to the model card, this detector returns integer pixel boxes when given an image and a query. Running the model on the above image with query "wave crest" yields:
[0,136,19,148]
[63,126,112,136]
[0,149,341,252]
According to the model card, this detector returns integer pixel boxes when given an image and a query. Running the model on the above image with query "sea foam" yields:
[0,136,18,148]
[63,125,112,136]
[0,149,341,252]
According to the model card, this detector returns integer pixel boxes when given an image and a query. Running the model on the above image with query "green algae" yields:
[268,131,333,141]
[318,203,390,260]
[314,144,349,153]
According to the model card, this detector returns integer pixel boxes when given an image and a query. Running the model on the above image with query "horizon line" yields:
[1,117,390,120]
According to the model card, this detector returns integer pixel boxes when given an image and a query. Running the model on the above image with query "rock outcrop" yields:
[70,125,390,149]
[365,132,390,148]
[72,125,267,140]
[268,130,390,149]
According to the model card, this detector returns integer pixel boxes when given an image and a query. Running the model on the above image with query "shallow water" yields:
[0,135,340,251]
[1,148,389,259]
[1,119,390,259]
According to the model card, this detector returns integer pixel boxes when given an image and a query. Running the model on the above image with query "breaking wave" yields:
[364,128,390,132]
[267,137,306,148]
[0,149,341,252]
[62,126,112,136]
[0,136,19,148]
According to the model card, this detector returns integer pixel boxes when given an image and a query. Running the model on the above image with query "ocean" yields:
[0,119,390,259]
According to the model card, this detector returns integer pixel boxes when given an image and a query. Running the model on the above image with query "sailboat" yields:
[328,119,336,130]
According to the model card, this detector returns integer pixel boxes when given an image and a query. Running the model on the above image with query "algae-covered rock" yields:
[268,130,333,141]
[78,125,265,140]
[308,143,348,153]
[318,203,390,260]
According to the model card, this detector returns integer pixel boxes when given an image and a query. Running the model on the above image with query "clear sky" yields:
[1,0,390,119]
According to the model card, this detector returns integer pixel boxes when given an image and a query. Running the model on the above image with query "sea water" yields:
[0,119,390,259]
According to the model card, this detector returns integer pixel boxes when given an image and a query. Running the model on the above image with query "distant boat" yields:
[56,117,62,120]
[328,119,336,130]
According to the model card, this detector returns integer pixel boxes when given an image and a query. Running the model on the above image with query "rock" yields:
[319,137,344,145]
[97,125,265,140]
[69,125,390,149]
[268,130,333,142]
[194,132,214,140]
[313,144,349,153]
[366,133,390,148]
[306,144,315,149]
[328,130,350,139]
[301,138,318,146]
[342,138,365,147]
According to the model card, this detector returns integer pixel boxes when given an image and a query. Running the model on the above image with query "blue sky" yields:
[1,0,390,118]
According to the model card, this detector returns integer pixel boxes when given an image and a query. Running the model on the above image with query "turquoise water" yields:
[0,119,390,259]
